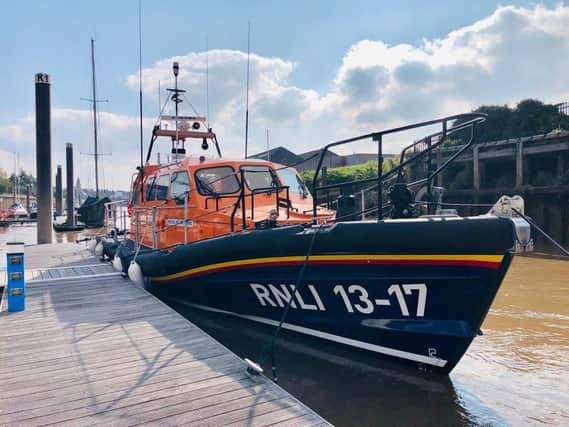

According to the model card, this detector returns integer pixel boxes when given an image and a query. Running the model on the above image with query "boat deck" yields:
[0,242,329,426]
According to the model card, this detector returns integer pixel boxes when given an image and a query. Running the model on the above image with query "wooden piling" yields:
[34,73,52,243]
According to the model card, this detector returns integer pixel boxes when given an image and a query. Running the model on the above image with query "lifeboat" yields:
[113,62,533,374]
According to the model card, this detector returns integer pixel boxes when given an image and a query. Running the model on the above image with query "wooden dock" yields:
[0,243,330,426]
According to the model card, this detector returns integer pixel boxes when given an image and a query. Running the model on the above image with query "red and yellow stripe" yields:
[151,254,504,282]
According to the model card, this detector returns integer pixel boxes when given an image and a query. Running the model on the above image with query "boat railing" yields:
[249,186,290,220]
[130,199,197,248]
[129,175,292,248]
[311,113,487,220]
[104,200,129,235]
[204,194,239,211]
[129,196,240,249]
[228,169,293,231]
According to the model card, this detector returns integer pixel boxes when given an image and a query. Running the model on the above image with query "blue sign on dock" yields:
[6,241,25,312]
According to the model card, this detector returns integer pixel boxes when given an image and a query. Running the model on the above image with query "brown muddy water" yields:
[166,255,569,426]
[1,224,568,426]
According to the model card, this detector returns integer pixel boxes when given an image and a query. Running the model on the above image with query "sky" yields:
[0,0,567,190]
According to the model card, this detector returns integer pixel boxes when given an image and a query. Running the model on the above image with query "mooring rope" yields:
[250,224,321,383]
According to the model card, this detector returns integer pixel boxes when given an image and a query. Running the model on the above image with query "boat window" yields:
[146,176,156,200]
[170,171,191,204]
[195,166,240,195]
[242,165,279,191]
[278,168,310,197]
[156,174,170,200]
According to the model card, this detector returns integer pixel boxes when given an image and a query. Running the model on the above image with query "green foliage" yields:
[0,169,11,194]
[0,169,36,195]
[300,159,398,192]
[10,171,36,195]
[453,99,569,143]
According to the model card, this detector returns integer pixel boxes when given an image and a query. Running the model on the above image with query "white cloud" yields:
[0,109,155,192]
[333,4,569,126]
[2,4,569,189]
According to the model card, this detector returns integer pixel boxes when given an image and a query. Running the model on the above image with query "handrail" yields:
[205,194,239,210]
[311,113,487,220]
[250,186,290,220]
[230,170,247,232]
[104,199,129,236]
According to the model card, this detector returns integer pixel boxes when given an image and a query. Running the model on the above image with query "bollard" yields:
[6,241,25,312]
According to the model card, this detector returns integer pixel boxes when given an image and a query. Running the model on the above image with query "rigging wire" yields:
[206,37,210,130]
[90,37,100,197]
[180,93,201,117]
[244,21,251,159]
[138,0,144,172]
[97,110,106,193]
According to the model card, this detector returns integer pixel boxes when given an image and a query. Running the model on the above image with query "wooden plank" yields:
[0,243,330,426]
[0,325,205,362]
[7,375,255,425]
[0,326,197,368]
[135,394,294,427]
[0,334,213,379]
[0,309,183,340]
[0,363,247,418]
[47,380,268,426]
[0,371,249,424]
[0,336,216,386]
[1,351,235,400]
[268,413,329,427]
[0,312,188,344]
[1,354,241,403]
[236,405,318,427]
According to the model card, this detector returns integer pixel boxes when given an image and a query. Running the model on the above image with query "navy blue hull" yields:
[132,219,517,373]
[148,255,513,373]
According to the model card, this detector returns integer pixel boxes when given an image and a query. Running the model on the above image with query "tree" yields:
[453,99,569,143]
[0,169,11,194]
[8,170,37,196]
[300,159,398,192]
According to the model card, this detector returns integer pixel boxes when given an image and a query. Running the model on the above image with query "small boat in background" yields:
[98,62,533,374]
[29,201,37,219]
[77,195,110,228]
[53,221,86,232]
[8,203,27,219]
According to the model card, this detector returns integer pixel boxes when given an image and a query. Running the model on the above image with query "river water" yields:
[169,255,569,426]
[1,224,568,426]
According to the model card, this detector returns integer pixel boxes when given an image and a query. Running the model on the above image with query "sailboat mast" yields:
[90,38,100,198]
[13,153,16,202]
[244,22,251,159]
[16,153,20,201]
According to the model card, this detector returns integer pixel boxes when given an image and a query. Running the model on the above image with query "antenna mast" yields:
[138,0,143,171]
[90,38,100,198]
[206,37,210,129]
[244,22,251,159]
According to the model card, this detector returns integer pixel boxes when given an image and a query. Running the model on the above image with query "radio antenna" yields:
[244,21,251,159]
[206,37,210,129]
[138,0,143,171]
